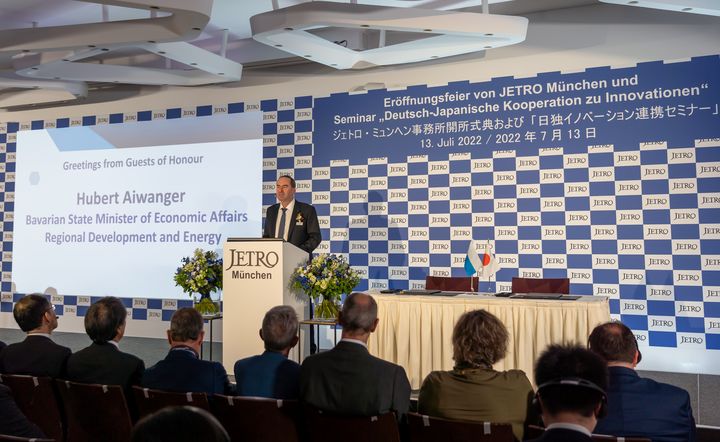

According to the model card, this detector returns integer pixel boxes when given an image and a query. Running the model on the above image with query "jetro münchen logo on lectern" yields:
[226,249,278,280]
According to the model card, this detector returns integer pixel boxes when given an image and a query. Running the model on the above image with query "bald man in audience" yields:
[300,292,411,420]
[0,294,70,377]
[589,321,695,442]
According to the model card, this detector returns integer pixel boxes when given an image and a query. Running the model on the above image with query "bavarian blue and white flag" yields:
[464,240,483,276]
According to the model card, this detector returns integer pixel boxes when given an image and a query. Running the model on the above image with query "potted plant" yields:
[291,253,360,319]
[174,248,223,315]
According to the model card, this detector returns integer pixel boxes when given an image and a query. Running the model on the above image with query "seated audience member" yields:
[588,321,696,442]
[0,383,46,438]
[0,340,5,352]
[142,308,233,395]
[529,344,609,442]
[234,305,301,399]
[300,292,411,420]
[0,294,70,377]
[418,309,535,441]
[66,297,145,393]
[132,406,229,442]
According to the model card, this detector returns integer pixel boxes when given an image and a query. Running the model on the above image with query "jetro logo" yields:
[225,249,279,270]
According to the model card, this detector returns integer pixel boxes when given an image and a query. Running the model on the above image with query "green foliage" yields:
[291,253,360,301]
[174,248,223,298]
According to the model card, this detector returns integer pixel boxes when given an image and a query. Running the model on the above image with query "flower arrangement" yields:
[174,248,223,314]
[291,253,361,319]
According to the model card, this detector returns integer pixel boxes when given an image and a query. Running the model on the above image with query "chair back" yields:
[425,276,479,292]
[304,407,400,442]
[132,386,210,420]
[407,412,514,442]
[0,435,55,442]
[0,374,63,442]
[591,436,651,442]
[55,379,132,442]
[511,277,570,294]
[527,427,652,442]
[212,395,299,442]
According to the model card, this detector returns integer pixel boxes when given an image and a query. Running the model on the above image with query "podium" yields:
[222,238,309,371]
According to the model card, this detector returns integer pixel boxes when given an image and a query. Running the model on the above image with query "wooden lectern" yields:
[222,238,309,371]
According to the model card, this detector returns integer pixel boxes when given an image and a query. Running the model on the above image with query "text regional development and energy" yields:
[44,230,223,245]
[26,209,249,225]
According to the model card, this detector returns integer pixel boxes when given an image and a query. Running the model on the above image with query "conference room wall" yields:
[1,2,720,426]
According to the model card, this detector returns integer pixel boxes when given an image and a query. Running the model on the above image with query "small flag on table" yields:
[479,241,500,279]
[464,240,482,276]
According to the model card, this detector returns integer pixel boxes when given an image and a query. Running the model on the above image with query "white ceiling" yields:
[0,0,715,108]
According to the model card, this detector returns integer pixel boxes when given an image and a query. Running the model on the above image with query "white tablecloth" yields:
[367,293,611,389]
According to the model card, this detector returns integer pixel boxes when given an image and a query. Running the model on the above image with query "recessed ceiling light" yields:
[682,7,692,11]
[88,45,96,48]
[484,33,494,36]
[150,6,159,9]
[275,44,283,47]
[158,51,166,54]
[423,29,432,32]
[190,63,197,66]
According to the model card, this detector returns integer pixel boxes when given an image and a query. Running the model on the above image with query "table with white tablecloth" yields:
[366,293,611,389]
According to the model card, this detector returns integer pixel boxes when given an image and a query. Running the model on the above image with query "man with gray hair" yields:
[300,293,411,420]
[234,305,301,399]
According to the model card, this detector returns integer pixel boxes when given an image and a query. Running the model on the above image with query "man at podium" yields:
[263,175,321,256]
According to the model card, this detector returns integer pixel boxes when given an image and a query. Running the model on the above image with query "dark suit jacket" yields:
[0,335,71,378]
[141,346,233,395]
[66,342,145,389]
[234,350,300,399]
[594,366,696,442]
[300,341,411,419]
[0,383,46,438]
[0,341,6,352]
[528,428,593,442]
[263,200,321,254]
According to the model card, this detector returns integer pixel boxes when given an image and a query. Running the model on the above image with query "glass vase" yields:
[194,295,220,315]
[314,296,340,320]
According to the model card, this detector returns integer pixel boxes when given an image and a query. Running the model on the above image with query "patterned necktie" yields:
[277,207,287,240]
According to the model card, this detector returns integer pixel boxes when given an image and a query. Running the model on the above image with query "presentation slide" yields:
[12,113,263,300]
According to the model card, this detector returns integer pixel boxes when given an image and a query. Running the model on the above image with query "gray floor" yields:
[1,328,719,427]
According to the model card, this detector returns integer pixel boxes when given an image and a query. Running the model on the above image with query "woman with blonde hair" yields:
[418,309,535,441]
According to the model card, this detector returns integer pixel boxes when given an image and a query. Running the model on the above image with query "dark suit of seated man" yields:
[528,345,609,442]
[66,297,145,396]
[589,321,696,442]
[300,293,411,420]
[0,294,70,377]
[142,307,233,395]
[234,305,301,399]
